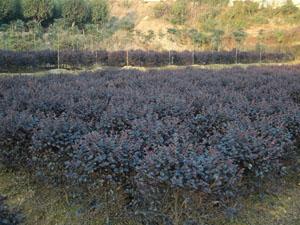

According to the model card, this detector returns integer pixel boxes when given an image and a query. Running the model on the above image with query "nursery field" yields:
[0,65,299,225]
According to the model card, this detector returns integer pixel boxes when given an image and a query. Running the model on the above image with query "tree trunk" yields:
[57,33,60,69]
[33,32,36,50]
[96,50,98,65]
[259,47,262,64]
[192,50,195,65]
[192,44,195,65]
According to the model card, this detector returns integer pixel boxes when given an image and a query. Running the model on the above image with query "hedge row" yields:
[0,66,299,223]
[0,50,294,72]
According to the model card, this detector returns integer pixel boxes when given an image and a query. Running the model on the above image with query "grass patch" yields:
[1,60,300,77]
[0,170,137,225]
[226,177,300,225]
[0,170,299,225]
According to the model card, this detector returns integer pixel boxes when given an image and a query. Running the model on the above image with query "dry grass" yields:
[0,169,299,225]
[221,177,300,225]
[0,169,140,225]
[2,61,300,77]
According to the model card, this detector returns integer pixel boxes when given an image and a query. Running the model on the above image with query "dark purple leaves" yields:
[0,50,293,72]
[0,65,299,213]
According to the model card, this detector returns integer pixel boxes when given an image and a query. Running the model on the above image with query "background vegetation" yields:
[0,0,300,56]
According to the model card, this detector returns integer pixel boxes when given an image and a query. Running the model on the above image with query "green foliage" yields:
[0,24,9,32]
[275,0,300,24]
[0,19,35,51]
[286,11,300,24]
[153,2,170,18]
[169,0,188,25]
[91,0,109,25]
[277,0,299,15]
[53,0,62,19]
[61,0,91,26]
[256,30,267,54]
[0,0,19,22]
[256,42,266,53]
[188,29,208,49]
[27,20,44,49]
[233,28,247,46]
[221,1,266,28]
[21,0,54,23]
[117,13,135,31]
[257,29,266,43]
[210,29,224,51]
[166,27,181,42]
[136,29,156,47]
[194,0,229,6]
[11,19,25,32]
[273,30,285,45]
[0,0,299,52]
[48,18,66,48]
[198,8,220,32]
[232,28,247,62]
[232,1,259,15]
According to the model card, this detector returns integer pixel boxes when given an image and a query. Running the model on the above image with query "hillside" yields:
[0,0,300,55]
[106,0,300,53]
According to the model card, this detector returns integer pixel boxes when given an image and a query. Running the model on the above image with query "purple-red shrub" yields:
[0,65,299,221]
[0,50,293,72]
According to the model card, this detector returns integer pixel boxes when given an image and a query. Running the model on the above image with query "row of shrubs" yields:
[0,66,299,224]
[0,50,294,72]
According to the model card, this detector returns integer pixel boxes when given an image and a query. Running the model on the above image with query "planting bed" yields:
[0,66,299,224]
